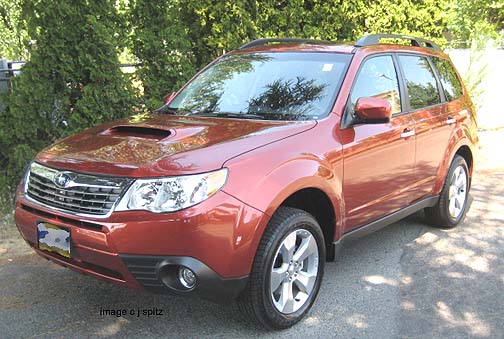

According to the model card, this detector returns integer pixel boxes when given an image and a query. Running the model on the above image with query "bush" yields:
[0,0,137,195]
[130,1,196,109]
[130,0,449,109]
[0,0,472,204]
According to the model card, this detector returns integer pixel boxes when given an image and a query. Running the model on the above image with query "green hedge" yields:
[0,0,136,196]
[3,0,494,203]
[130,0,449,111]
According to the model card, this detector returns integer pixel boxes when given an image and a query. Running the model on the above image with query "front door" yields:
[341,54,416,232]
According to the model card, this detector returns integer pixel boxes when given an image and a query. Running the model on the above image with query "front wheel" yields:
[425,155,470,228]
[238,207,325,329]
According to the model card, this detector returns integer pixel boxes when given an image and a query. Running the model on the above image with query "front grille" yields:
[26,162,132,216]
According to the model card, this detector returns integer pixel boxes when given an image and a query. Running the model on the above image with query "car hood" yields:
[35,114,316,177]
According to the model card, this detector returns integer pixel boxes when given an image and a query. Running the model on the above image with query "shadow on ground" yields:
[399,173,504,338]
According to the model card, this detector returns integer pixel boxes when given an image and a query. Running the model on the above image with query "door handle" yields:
[400,129,415,138]
[446,116,456,125]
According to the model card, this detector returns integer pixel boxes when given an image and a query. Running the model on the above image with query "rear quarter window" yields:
[431,57,464,101]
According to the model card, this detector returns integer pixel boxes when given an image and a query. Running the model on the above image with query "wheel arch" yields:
[455,145,473,176]
[280,188,337,261]
[434,138,475,194]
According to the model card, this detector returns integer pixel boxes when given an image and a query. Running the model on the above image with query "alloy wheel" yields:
[448,165,467,219]
[270,228,319,314]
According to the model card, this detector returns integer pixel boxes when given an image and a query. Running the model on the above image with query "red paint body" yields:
[14,43,478,291]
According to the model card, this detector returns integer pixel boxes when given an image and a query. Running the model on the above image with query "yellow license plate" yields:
[37,223,71,258]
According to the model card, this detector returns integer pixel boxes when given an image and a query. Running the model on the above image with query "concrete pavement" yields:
[1,131,502,338]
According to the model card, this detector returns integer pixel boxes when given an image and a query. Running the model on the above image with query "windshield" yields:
[168,52,352,121]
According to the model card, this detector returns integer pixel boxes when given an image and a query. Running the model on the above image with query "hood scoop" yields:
[101,125,172,140]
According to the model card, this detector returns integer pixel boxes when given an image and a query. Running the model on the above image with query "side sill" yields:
[333,196,439,258]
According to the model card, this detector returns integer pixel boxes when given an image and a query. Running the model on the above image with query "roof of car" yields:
[230,43,356,54]
[230,35,445,57]
[229,43,447,60]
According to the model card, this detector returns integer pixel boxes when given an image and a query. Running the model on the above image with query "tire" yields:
[237,207,326,330]
[425,155,470,228]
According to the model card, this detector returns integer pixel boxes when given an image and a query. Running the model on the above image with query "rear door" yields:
[396,54,453,198]
[341,54,416,232]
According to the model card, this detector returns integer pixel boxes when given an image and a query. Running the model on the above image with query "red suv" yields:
[14,34,477,329]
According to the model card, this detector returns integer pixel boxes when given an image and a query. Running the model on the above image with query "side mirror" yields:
[163,92,176,105]
[354,97,392,124]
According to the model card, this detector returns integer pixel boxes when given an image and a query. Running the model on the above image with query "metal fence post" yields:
[0,59,10,113]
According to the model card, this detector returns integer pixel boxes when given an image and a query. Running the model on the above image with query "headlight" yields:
[116,168,228,213]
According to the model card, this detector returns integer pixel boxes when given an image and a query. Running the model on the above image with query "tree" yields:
[446,0,504,47]
[130,0,196,109]
[1,0,136,188]
[0,0,28,60]
[130,0,455,112]
[254,0,448,44]
[2,0,501,198]
[177,0,257,68]
[130,0,259,109]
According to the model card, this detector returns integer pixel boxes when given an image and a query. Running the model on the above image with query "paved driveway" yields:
[1,131,503,339]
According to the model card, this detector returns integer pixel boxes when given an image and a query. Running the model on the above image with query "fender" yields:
[433,121,477,194]
[223,153,344,250]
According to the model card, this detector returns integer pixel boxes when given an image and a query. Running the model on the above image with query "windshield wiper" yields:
[192,112,265,120]
[152,105,178,115]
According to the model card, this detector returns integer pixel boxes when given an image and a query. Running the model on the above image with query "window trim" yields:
[391,53,409,117]
[341,53,404,129]
[426,56,448,103]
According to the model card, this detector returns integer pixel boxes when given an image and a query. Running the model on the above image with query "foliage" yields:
[0,0,28,60]
[177,0,257,67]
[446,0,504,47]
[464,43,490,110]
[254,0,448,44]
[0,0,137,192]
[130,0,196,109]
[130,0,451,111]
[354,0,449,45]
[0,0,503,203]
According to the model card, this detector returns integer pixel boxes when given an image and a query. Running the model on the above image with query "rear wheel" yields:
[238,207,325,329]
[425,155,470,228]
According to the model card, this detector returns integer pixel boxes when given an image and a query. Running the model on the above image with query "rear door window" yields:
[398,55,441,110]
[431,57,464,101]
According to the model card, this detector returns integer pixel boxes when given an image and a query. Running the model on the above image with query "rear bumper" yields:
[14,188,266,301]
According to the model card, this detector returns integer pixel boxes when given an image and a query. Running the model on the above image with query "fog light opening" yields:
[178,266,197,289]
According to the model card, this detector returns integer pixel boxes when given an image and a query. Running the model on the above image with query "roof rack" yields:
[238,38,333,50]
[355,34,440,51]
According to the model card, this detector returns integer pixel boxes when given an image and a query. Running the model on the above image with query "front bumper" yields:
[121,255,248,302]
[15,188,267,301]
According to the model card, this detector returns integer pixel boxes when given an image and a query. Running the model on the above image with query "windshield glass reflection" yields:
[168,52,351,121]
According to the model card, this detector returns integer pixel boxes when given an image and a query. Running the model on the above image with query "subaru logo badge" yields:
[53,172,72,188]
